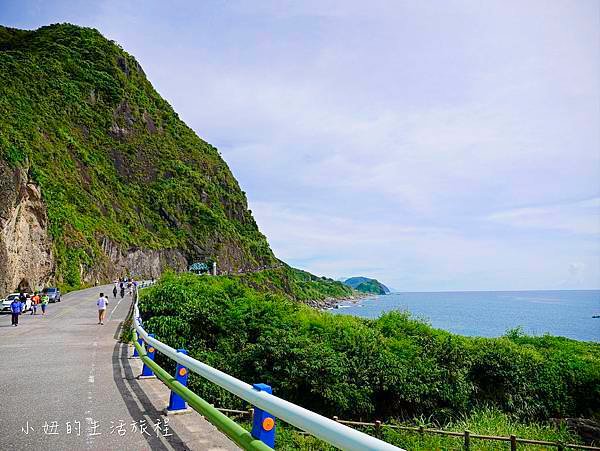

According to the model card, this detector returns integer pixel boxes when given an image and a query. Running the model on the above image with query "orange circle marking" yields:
[262,417,275,432]
[179,367,187,377]
[148,347,155,353]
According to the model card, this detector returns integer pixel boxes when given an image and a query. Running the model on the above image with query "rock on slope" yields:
[0,23,275,292]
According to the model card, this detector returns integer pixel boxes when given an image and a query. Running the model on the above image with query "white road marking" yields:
[86,341,98,448]
[108,296,125,321]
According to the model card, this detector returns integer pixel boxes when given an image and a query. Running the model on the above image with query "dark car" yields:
[42,287,61,303]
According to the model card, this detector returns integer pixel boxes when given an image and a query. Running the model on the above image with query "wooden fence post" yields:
[464,430,470,451]
[510,435,517,451]
[375,420,382,438]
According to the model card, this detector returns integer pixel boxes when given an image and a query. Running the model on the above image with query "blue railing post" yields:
[168,349,190,412]
[140,333,156,378]
[251,383,276,448]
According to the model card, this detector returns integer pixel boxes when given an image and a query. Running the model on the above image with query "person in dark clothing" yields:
[120,286,125,298]
[113,286,118,298]
[11,298,22,326]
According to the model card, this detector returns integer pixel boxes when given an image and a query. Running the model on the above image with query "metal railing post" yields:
[250,383,276,448]
[168,349,191,413]
[140,333,156,378]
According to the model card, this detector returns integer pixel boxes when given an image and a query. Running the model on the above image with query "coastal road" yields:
[0,284,238,450]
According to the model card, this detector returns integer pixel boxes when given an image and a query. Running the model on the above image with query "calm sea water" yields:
[331,290,600,342]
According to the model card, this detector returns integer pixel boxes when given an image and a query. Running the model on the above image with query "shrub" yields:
[139,273,600,423]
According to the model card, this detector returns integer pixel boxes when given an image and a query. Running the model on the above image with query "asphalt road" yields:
[0,284,235,451]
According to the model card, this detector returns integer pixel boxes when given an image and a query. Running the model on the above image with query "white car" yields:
[3,293,32,312]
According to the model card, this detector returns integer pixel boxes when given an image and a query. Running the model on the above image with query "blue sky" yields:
[2,0,599,290]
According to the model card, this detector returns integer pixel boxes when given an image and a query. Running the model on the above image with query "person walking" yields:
[10,297,22,326]
[19,291,27,312]
[41,293,49,315]
[30,292,40,315]
[97,292,108,325]
[120,285,125,299]
[112,285,118,298]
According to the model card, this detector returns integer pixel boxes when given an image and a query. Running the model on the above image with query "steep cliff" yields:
[0,24,274,291]
[0,160,53,293]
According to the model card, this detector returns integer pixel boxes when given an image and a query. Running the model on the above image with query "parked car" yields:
[1,297,10,313]
[4,293,32,312]
[42,287,61,303]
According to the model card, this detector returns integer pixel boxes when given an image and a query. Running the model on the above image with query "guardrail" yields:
[132,282,404,450]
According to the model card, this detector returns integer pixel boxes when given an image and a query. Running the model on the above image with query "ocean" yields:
[330,290,600,342]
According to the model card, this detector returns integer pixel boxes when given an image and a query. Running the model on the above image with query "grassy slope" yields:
[0,24,274,290]
[245,408,581,450]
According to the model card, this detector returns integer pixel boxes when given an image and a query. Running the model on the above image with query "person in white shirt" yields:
[97,292,109,325]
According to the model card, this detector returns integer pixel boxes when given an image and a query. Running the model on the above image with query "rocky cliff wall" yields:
[0,160,189,295]
[0,161,54,294]
[96,237,188,282]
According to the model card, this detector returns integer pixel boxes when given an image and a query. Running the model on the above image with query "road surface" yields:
[0,284,238,451]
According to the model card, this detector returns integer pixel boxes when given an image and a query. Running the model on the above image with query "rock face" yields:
[0,161,53,293]
[98,237,188,281]
[0,161,188,293]
[552,418,600,445]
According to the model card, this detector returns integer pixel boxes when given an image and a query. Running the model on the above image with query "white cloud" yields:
[486,198,600,235]
[8,0,598,289]
[252,200,600,290]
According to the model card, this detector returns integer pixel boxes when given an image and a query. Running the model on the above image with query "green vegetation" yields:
[139,273,600,431]
[241,408,580,450]
[237,265,354,302]
[355,279,388,295]
[344,276,390,295]
[0,24,274,291]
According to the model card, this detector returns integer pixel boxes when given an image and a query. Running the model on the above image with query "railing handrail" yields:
[133,296,403,451]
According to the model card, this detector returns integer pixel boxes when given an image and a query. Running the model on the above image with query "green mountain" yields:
[344,276,390,294]
[0,23,279,292]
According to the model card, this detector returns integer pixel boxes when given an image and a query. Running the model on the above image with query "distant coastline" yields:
[305,291,374,310]
[331,289,600,342]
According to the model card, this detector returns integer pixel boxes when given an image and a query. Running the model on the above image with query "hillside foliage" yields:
[345,276,390,294]
[236,265,354,302]
[0,24,274,290]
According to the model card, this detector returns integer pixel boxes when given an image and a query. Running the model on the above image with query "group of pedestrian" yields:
[9,277,141,328]
[10,291,49,326]
[98,277,138,326]
[111,278,137,299]
[30,292,49,316]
